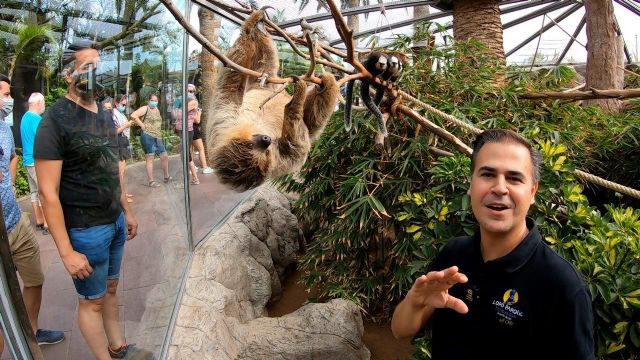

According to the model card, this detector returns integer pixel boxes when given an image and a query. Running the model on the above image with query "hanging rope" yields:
[396,90,640,200]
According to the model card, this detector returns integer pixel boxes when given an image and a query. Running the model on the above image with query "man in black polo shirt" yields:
[391,129,595,359]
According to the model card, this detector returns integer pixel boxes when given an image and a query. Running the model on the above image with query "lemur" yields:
[205,10,339,191]
[343,52,387,133]
[343,52,405,140]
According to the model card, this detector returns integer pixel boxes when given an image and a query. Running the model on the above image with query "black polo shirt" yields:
[428,218,595,360]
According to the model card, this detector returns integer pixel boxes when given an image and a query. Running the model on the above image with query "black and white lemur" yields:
[205,10,339,191]
[343,51,404,138]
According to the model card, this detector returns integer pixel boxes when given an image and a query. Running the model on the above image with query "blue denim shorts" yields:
[140,132,167,156]
[68,212,126,300]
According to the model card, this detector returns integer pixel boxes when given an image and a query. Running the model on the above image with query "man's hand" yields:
[125,212,138,240]
[407,266,469,314]
[62,251,93,280]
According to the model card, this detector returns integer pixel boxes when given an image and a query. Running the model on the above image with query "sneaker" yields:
[201,167,214,174]
[36,329,65,345]
[109,343,156,360]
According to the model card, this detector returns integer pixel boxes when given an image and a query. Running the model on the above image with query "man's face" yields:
[66,48,100,101]
[468,141,539,237]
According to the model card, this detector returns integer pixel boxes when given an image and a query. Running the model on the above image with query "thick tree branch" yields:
[325,0,366,74]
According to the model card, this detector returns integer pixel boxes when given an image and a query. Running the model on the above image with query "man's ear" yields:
[530,181,539,204]
[62,68,72,84]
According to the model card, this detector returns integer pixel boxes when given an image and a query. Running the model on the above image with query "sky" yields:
[185,0,640,66]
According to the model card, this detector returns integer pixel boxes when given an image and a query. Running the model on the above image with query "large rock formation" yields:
[169,186,370,359]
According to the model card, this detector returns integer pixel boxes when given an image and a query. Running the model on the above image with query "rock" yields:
[168,186,370,359]
[234,299,370,360]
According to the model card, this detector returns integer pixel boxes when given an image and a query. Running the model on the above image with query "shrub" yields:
[277,36,640,359]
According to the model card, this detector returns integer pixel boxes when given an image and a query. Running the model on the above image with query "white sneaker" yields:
[202,167,214,174]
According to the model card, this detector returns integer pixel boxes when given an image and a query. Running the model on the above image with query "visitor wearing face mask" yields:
[111,95,134,202]
[20,92,49,234]
[130,94,171,188]
[34,41,150,360]
[0,76,13,124]
[0,74,65,354]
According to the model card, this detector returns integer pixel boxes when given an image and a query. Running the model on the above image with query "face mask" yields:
[117,105,126,113]
[0,98,13,119]
[187,93,196,100]
[71,65,100,101]
[148,101,158,109]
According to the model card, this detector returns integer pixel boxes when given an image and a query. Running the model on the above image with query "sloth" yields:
[205,10,339,191]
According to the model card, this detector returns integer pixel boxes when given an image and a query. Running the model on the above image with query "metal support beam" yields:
[614,0,640,17]
[277,0,441,29]
[502,0,577,30]
[506,3,583,57]
[329,9,452,46]
[195,0,244,26]
[555,14,586,65]
[329,0,565,47]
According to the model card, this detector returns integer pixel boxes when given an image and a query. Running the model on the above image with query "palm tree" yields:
[1,20,56,79]
[583,0,623,113]
[451,0,505,67]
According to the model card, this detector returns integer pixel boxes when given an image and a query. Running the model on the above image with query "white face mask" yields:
[0,98,13,118]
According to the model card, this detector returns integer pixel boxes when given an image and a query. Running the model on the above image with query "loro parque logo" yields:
[503,289,519,305]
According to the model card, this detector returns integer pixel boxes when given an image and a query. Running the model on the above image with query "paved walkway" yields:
[2,156,250,359]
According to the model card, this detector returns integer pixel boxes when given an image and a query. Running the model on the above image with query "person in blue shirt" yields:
[0,74,64,354]
[20,92,48,234]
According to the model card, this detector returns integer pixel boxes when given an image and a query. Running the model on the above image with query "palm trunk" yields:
[198,7,220,163]
[452,0,505,67]
[583,0,623,113]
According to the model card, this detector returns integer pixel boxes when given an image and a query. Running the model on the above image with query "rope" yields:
[574,170,640,200]
[398,90,482,135]
[395,90,640,200]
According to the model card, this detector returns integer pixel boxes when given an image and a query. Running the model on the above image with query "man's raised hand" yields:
[407,266,469,314]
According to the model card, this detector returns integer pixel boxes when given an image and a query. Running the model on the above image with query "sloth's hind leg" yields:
[303,73,339,141]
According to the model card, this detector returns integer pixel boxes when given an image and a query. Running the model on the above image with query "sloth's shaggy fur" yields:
[205,11,339,191]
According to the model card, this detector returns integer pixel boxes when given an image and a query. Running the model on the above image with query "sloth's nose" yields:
[253,134,272,150]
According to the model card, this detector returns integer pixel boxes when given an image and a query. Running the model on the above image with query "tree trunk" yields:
[198,7,220,164]
[583,0,623,113]
[346,0,359,40]
[452,0,505,67]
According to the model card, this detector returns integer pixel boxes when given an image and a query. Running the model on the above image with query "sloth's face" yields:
[211,133,273,192]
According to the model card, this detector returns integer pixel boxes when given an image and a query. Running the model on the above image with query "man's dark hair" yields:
[62,39,100,67]
[471,129,542,183]
[0,73,10,85]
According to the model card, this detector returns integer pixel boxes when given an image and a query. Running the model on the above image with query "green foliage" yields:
[44,87,67,106]
[277,33,640,359]
[14,156,29,198]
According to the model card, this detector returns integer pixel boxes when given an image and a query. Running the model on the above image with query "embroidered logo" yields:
[492,288,524,326]
[503,289,519,305]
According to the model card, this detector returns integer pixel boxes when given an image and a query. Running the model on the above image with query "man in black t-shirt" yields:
[35,41,153,359]
[391,129,595,360]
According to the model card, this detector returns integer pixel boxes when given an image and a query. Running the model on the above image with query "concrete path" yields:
[2,156,249,359]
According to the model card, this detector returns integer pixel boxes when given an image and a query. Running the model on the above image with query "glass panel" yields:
[1,0,190,358]
[186,4,253,245]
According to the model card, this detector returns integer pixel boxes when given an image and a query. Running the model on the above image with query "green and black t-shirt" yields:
[35,97,121,229]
